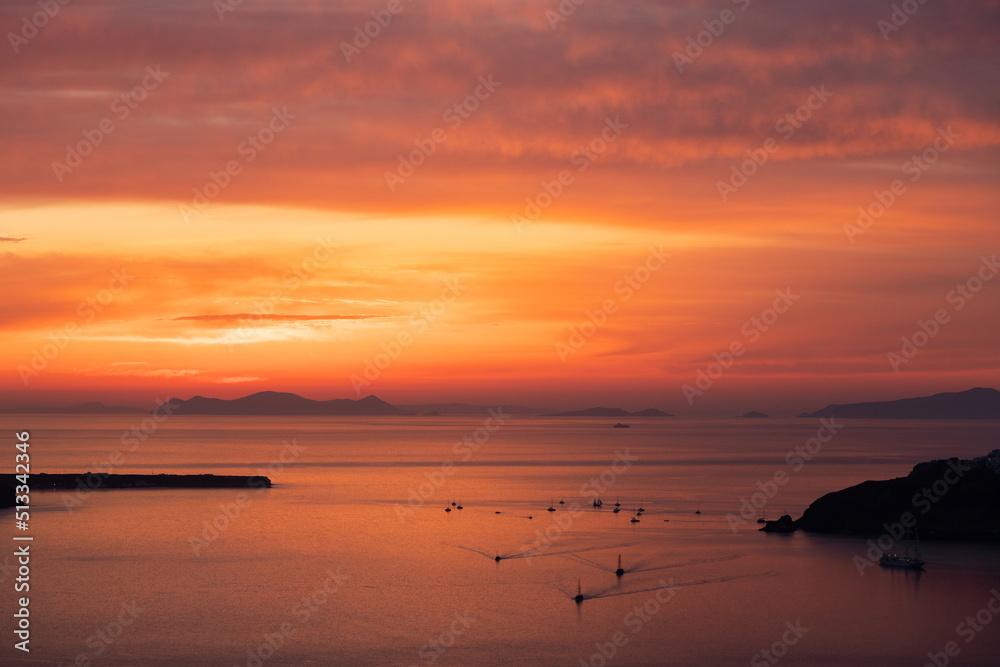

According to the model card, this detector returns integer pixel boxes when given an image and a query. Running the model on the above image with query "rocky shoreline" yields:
[0,473,272,509]
[760,450,1000,542]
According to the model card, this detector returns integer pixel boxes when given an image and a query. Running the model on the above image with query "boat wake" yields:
[551,570,770,602]
[443,542,636,562]
[562,552,744,574]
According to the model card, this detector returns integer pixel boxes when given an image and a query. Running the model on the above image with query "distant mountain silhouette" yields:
[0,401,146,414]
[165,391,403,416]
[397,402,551,415]
[798,387,1000,419]
[741,411,769,418]
[547,407,673,417]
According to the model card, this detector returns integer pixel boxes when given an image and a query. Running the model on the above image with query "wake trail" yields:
[630,552,744,573]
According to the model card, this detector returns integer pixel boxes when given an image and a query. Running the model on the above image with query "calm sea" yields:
[1,415,998,666]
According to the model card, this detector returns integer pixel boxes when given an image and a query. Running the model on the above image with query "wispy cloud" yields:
[170,313,381,322]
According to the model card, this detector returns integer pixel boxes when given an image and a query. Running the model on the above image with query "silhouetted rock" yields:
[0,473,271,509]
[799,387,1000,419]
[7,473,271,491]
[632,408,674,417]
[793,451,1000,541]
[165,391,403,416]
[759,514,797,533]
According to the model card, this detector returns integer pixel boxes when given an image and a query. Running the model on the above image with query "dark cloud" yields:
[0,0,995,213]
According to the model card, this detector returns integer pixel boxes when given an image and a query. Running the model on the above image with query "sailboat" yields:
[695,502,701,515]
[615,554,625,576]
[574,579,585,603]
[547,499,556,512]
[879,530,925,570]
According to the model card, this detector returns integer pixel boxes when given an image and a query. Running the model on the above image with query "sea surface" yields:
[1,415,998,666]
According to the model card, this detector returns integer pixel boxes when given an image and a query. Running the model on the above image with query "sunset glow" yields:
[2,0,997,414]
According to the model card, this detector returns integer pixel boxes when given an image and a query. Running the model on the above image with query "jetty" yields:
[0,473,271,508]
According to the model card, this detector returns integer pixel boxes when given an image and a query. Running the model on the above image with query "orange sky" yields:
[1,0,998,415]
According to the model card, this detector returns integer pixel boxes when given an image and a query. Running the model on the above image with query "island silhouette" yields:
[3,387,997,418]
